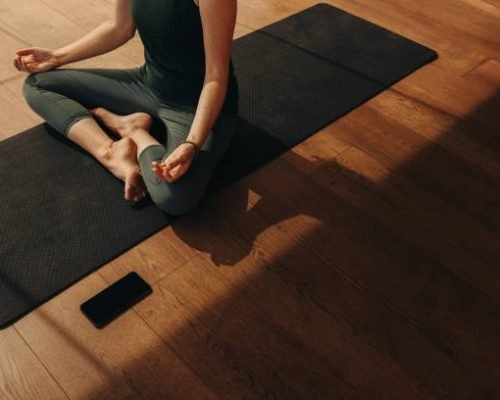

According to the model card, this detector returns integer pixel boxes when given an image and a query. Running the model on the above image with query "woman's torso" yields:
[131,0,239,115]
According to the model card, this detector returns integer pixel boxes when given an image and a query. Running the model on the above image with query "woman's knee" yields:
[150,185,203,216]
[22,71,53,105]
[22,69,65,93]
[22,73,39,104]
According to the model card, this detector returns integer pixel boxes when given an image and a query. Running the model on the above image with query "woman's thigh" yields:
[157,105,238,160]
[23,66,159,134]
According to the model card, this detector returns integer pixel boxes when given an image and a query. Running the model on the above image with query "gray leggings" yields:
[22,66,238,216]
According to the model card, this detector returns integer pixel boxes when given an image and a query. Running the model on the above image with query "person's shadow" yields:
[170,117,297,265]
[170,90,500,278]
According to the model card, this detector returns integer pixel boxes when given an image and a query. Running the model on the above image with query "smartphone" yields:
[80,271,152,329]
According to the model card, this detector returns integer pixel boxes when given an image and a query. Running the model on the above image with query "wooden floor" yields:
[1,0,499,399]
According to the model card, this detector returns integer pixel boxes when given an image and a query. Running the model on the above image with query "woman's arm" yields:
[14,0,135,71]
[185,0,237,150]
[155,0,237,182]
[54,0,136,66]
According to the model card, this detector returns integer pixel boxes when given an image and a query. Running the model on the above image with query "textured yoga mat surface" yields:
[0,3,437,327]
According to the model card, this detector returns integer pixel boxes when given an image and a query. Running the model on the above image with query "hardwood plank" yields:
[393,62,499,129]
[168,193,444,399]
[168,160,500,399]
[459,0,500,19]
[481,0,500,8]
[237,156,500,396]
[97,228,197,288]
[312,143,500,300]
[38,0,114,32]
[135,255,361,400]
[282,89,500,300]
[236,0,317,30]
[0,1,83,47]
[463,58,500,85]
[325,100,500,234]
[402,0,500,52]
[361,89,500,183]
[0,26,30,82]
[0,79,42,140]
[0,327,68,400]
[372,0,500,53]
[281,122,351,174]
[133,255,290,400]
[14,272,217,400]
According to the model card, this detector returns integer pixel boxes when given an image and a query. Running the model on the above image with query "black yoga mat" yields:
[0,3,437,328]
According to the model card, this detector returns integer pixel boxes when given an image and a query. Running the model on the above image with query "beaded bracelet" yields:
[179,140,199,157]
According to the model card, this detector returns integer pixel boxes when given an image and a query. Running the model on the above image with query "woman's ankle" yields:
[95,140,116,166]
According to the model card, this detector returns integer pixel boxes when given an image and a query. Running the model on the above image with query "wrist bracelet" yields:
[179,140,199,156]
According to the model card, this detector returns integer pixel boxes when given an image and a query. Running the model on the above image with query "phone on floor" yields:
[80,271,152,329]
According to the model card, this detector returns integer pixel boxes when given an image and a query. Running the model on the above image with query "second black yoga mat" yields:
[0,3,437,328]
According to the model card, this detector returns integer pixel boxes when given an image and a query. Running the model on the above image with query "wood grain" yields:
[14,272,216,400]
[0,80,42,139]
[0,327,68,400]
[239,156,500,396]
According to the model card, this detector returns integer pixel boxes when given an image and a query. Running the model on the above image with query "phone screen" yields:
[80,271,152,328]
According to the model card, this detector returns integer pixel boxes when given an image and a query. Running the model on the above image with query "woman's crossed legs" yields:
[22,66,237,215]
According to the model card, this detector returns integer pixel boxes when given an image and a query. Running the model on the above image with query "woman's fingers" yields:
[152,161,163,177]
[13,49,28,70]
[163,159,177,170]
[151,158,189,183]
[13,49,40,72]
[165,163,188,182]
[19,58,27,72]
[172,164,186,179]
[14,55,29,72]
[13,56,25,72]
[164,159,182,176]
[16,48,35,56]
[151,161,174,181]
[162,166,174,180]
[13,57,20,71]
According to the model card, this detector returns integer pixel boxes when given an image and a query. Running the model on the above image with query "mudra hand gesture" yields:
[152,141,198,182]
[13,47,60,73]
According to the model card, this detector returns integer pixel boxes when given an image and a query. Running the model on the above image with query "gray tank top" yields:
[131,0,239,115]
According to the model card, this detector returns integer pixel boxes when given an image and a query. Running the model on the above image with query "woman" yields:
[13,0,239,216]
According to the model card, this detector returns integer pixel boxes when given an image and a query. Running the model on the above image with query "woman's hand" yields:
[152,143,197,183]
[13,47,61,73]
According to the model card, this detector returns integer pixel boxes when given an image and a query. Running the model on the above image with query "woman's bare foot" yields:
[90,107,153,137]
[99,137,147,202]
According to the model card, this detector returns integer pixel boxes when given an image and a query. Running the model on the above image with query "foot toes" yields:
[125,186,133,201]
[89,107,102,115]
